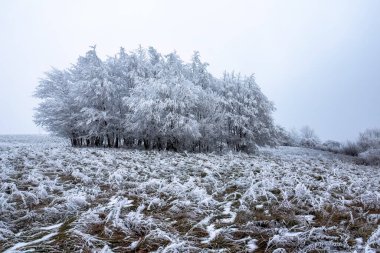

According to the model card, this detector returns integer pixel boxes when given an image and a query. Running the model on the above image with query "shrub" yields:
[359,149,380,166]
[299,126,320,148]
[321,140,341,153]
[341,141,360,156]
[358,128,380,151]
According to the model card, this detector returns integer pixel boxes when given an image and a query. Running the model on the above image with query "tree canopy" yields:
[35,46,276,152]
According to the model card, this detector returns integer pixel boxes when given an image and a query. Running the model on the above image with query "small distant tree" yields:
[299,126,320,148]
[357,128,380,151]
[287,128,301,146]
[341,141,360,156]
[356,128,380,165]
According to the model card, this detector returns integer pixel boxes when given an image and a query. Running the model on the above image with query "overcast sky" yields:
[0,0,379,141]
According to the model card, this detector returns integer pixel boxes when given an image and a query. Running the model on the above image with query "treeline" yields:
[277,125,380,165]
[34,46,277,152]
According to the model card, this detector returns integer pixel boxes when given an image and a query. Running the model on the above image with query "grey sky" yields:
[0,0,379,141]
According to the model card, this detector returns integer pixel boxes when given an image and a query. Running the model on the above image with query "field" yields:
[0,135,379,252]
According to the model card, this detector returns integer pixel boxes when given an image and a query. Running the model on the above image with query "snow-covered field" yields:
[0,135,379,252]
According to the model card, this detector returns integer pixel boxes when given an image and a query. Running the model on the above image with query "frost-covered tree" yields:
[34,68,80,145]
[299,126,320,148]
[105,47,135,147]
[70,46,115,146]
[34,46,277,153]
[356,128,380,165]
[358,128,380,150]
[187,51,211,89]
[216,73,276,151]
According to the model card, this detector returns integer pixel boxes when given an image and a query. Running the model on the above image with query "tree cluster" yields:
[35,46,276,152]
[277,126,320,148]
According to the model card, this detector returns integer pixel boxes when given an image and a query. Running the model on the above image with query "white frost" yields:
[3,232,58,253]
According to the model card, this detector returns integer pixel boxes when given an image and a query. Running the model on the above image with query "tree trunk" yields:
[143,139,150,150]
[107,135,111,148]
[114,136,119,148]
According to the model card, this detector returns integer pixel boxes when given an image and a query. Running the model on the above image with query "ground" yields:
[0,135,379,252]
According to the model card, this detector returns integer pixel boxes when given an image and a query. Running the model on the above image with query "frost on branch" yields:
[34,46,276,152]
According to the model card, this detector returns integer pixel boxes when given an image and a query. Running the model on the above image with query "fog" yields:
[1,0,379,141]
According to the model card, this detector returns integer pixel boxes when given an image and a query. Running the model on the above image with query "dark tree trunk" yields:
[107,135,111,148]
[166,140,177,152]
[143,139,150,150]
[156,137,162,150]
[114,136,119,148]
